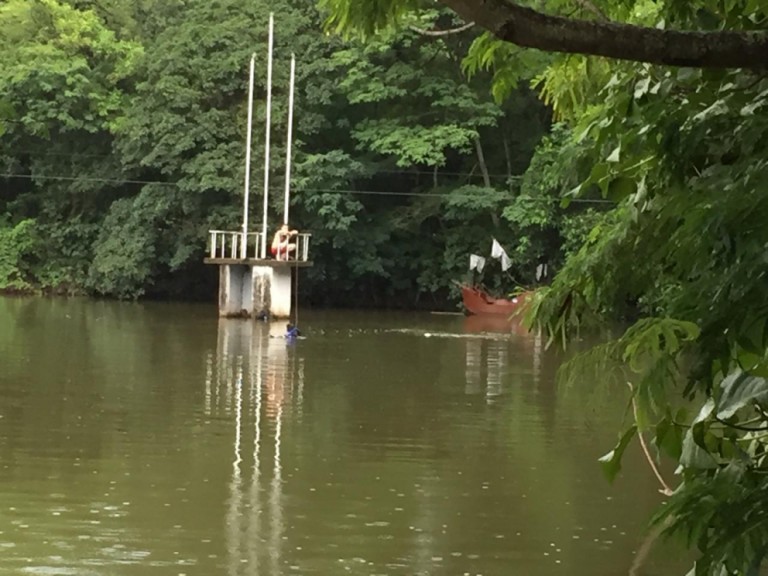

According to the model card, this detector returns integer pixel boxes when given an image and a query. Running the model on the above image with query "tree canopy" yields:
[1,0,568,303]
[322,0,768,574]
[322,0,768,68]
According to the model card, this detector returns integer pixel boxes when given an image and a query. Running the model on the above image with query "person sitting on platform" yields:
[271,223,298,260]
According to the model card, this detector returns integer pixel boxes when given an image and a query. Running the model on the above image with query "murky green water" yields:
[0,297,686,575]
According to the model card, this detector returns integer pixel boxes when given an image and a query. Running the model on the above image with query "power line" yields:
[3,148,524,180]
[1,172,175,187]
[0,172,614,203]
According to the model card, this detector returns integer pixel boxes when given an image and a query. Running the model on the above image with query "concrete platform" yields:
[209,262,311,319]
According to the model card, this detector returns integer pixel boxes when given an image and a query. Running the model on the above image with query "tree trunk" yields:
[440,0,768,69]
[475,136,500,228]
[475,136,491,189]
[502,133,512,181]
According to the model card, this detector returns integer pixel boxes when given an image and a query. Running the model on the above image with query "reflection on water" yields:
[464,336,519,400]
[206,320,302,576]
[464,337,510,400]
[0,299,689,576]
[463,316,542,401]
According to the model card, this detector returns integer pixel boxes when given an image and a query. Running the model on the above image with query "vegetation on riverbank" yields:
[324,0,768,574]
[0,0,601,308]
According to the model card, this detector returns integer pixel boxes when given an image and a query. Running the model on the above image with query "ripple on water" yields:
[21,568,84,576]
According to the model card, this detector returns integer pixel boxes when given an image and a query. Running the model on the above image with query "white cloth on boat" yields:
[491,238,505,259]
[501,251,512,272]
[491,238,512,271]
[469,254,486,273]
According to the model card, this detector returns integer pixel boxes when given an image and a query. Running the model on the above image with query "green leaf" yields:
[634,77,650,99]
[654,417,683,460]
[680,427,718,470]
[608,177,636,201]
[598,425,637,483]
[717,370,768,419]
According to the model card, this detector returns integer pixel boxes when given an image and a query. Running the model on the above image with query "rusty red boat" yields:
[460,284,530,316]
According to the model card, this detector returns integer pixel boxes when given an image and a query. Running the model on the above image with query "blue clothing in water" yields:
[286,325,301,340]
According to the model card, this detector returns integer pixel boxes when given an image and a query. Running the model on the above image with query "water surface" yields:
[0,298,685,575]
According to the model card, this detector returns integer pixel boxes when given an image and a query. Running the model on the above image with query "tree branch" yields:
[714,416,768,432]
[628,383,675,497]
[410,21,475,36]
[438,0,768,69]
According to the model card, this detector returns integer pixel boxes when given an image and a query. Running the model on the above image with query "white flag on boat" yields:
[491,238,505,259]
[501,251,512,272]
[469,254,486,273]
[491,238,512,271]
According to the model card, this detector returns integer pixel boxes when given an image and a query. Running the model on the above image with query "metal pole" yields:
[260,13,274,259]
[242,55,256,259]
[283,54,295,225]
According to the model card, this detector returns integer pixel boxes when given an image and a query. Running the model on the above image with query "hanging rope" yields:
[293,260,299,327]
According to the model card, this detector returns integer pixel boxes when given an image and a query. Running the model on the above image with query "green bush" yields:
[87,199,156,299]
[0,218,36,292]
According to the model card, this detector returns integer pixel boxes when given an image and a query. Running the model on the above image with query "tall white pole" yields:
[283,54,295,225]
[242,54,256,260]
[260,13,274,259]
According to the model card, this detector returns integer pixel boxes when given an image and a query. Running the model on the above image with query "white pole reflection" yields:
[266,321,287,575]
[533,327,542,386]
[486,340,508,402]
[210,319,299,576]
[246,331,263,575]
[205,352,213,415]
[269,400,283,575]
[464,338,483,395]
[227,360,244,576]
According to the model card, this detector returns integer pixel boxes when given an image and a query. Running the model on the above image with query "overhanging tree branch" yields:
[410,21,475,36]
[439,0,768,68]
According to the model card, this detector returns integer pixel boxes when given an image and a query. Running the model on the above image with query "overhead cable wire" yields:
[0,172,614,204]
[2,148,524,179]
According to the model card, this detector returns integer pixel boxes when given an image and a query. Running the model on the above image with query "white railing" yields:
[207,230,311,262]
[294,232,311,262]
[208,230,265,260]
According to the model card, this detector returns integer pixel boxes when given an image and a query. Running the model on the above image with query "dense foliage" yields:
[321,0,768,574]
[0,0,597,307]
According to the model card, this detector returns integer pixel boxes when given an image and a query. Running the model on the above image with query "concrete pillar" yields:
[251,266,272,318]
[217,264,293,319]
[219,264,245,316]
[241,268,253,315]
[271,267,292,318]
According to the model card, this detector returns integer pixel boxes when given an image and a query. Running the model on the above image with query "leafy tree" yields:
[0,219,35,292]
[529,10,768,576]
[321,0,768,68]
[0,0,141,290]
[323,0,768,573]
[290,8,549,306]
[0,0,552,308]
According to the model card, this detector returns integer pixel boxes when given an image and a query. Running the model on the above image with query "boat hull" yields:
[460,285,528,316]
